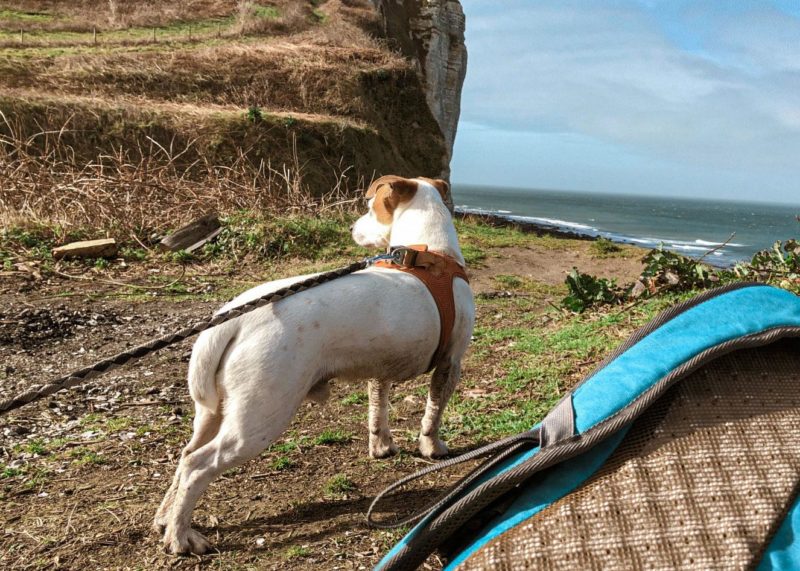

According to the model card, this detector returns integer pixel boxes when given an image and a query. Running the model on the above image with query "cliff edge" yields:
[371,0,467,182]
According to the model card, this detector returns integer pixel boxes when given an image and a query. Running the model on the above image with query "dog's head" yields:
[351,175,449,248]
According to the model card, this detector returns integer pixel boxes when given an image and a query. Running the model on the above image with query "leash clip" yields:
[364,246,417,267]
[365,251,397,266]
[389,246,417,267]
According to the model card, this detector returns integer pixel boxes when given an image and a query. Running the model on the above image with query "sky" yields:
[452,0,800,204]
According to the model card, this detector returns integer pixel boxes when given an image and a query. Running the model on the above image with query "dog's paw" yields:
[369,435,399,459]
[419,436,449,459]
[163,527,212,555]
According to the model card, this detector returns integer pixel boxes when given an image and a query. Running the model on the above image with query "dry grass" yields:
[0,0,447,240]
[0,0,237,32]
[0,112,365,241]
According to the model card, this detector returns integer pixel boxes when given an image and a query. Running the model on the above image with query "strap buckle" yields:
[390,246,418,267]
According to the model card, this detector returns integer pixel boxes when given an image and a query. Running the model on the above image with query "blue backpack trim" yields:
[756,494,800,570]
[376,284,800,570]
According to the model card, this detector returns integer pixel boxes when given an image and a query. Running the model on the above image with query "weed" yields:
[269,440,300,454]
[246,105,264,123]
[24,440,47,456]
[23,468,51,489]
[271,456,294,471]
[341,392,368,406]
[68,446,106,466]
[314,429,352,446]
[119,246,148,261]
[562,269,621,312]
[105,416,133,433]
[1,466,23,479]
[323,474,355,495]
[93,258,110,270]
[168,250,193,264]
[461,244,486,266]
[284,545,311,559]
[590,237,622,257]
[494,274,523,289]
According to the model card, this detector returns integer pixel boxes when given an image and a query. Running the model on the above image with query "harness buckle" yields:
[364,246,420,267]
[390,247,418,267]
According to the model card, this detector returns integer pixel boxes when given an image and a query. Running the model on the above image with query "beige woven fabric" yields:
[459,339,800,571]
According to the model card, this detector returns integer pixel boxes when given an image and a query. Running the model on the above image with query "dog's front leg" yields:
[419,360,461,458]
[368,379,398,458]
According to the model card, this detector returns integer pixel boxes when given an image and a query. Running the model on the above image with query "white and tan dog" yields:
[154,176,475,554]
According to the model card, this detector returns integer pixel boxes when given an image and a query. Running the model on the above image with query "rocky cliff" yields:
[371,0,467,182]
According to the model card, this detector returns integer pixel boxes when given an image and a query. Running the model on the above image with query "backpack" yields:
[375,283,800,570]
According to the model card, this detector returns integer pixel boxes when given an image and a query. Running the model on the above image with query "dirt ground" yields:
[0,241,645,570]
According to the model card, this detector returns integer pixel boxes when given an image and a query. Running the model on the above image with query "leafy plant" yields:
[736,240,800,279]
[639,246,716,291]
[246,105,264,122]
[562,268,621,312]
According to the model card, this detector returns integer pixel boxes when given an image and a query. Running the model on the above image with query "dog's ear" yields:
[420,177,449,201]
[367,176,419,223]
[365,175,418,200]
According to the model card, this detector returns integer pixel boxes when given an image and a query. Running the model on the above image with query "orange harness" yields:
[374,245,469,371]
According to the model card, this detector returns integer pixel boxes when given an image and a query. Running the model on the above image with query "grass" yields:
[271,456,294,471]
[341,391,368,406]
[284,545,311,559]
[323,474,356,496]
[590,237,623,258]
[314,429,353,446]
[443,290,699,442]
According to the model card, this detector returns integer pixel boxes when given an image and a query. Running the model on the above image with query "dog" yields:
[154,175,475,554]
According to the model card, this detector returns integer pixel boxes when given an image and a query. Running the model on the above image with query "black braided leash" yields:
[0,253,404,416]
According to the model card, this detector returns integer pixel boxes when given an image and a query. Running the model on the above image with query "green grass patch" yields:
[0,9,53,22]
[590,237,622,258]
[269,440,301,454]
[341,391,368,406]
[203,210,369,263]
[69,447,106,466]
[1,466,23,479]
[323,474,355,495]
[252,5,280,19]
[447,291,700,442]
[284,545,311,559]
[24,439,47,456]
[271,456,294,471]
[313,429,352,446]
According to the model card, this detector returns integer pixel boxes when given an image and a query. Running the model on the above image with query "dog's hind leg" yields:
[368,379,398,458]
[153,404,221,535]
[419,359,461,458]
[161,398,295,554]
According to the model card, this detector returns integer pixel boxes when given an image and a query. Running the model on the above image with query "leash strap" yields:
[366,428,541,529]
[0,255,398,415]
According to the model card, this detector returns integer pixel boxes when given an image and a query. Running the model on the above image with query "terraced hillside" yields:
[0,0,447,222]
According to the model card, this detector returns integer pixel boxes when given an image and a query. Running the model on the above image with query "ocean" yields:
[453,185,800,267]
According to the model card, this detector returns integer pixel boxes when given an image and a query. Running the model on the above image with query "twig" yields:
[117,400,180,408]
[52,265,185,290]
[696,232,736,264]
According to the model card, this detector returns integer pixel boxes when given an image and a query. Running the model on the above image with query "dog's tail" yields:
[187,322,237,413]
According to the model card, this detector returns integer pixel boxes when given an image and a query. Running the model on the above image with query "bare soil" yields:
[0,244,645,570]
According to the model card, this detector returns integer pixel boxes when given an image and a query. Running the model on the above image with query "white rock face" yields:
[371,0,467,179]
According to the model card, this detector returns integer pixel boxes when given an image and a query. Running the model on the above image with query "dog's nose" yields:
[349,224,355,232]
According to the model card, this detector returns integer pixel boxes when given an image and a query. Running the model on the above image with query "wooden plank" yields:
[159,213,221,252]
[185,227,223,254]
[52,238,117,260]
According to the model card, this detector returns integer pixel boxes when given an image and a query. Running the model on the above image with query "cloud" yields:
[459,0,800,172]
